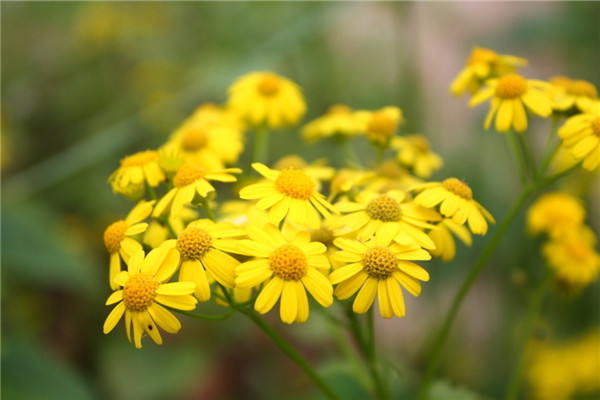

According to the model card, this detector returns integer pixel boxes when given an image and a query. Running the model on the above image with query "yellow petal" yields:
[387,279,406,318]
[103,302,125,334]
[352,277,378,314]
[255,277,284,314]
[377,280,393,319]
[302,268,333,307]
[147,303,181,334]
[280,282,298,324]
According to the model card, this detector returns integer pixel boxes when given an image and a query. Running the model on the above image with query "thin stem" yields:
[172,308,235,321]
[145,181,158,201]
[252,125,270,166]
[517,133,538,179]
[538,115,561,176]
[375,146,385,164]
[506,130,528,185]
[200,196,216,222]
[341,137,361,166]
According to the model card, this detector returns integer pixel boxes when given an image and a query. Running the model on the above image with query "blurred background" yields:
[2,2,599,399]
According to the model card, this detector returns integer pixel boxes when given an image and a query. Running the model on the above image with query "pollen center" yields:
[368,112,397,137]
[104,220,127,253]
[123,273,159,312]
[442,178,473,200]
[177,227,213,260]
[181,128,208,151]
[174,164,206,188]
[366,195,402,222]
[567,80,598,98]
[258,73,281,96]
[592,117,600,137]
[121,150,158,167]
[362,246,398,280]
[327,104,352,115]
[269,244,307,280]
[274,169,315,200]
[496,74,527,99]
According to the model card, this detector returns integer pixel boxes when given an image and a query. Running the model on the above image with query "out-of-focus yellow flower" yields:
[450,47,527,96]
[273,155,335,184]
[302,104,364,142]
[553,78,598,113]
[527,192,586,238]
[227,72,306,128]
[329,169,375,201]
[428,219,473,262]
[357,106,404,146]
[109,150,165,194]
[558,101,600,171]
[390,134,443,179]
[219,200,270,229]
[362,161,421,194]
[469,74,552,132]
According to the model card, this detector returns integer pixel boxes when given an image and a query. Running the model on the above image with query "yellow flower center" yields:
[181,128,208,152]
[376,160,406,179]
[274,169,315,200]
[442,178,473,200]
[273,155,307,171]
[104,220,127,253]
[327,104,352,115]
[567,80,598,98]
[257,73,281,96]
[567,241,592,262]
[365,195,402,222]
[362,246,398,280]
[496,74,528,99]
[467,47,498,65]
[121,150,158,167]
[176,227,213,260]
[549,75,571,89]
[123,273,160,312]
[174,164,206,188]
[269,244,307,280]
[592,117,600,137]
[368,111,397,137]
[408,135,431,153]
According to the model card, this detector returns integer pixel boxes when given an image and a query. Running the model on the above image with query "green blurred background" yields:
[2,2,599,399]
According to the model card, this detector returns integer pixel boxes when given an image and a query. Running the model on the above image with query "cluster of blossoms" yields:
[102,70,494,348]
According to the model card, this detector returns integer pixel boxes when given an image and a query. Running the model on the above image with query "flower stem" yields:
[341,137,361,166]
[506,130,528,184]
[518,133,538,180]
[172,308,235,321]
[252,125,270,166]
[200,196,216,222]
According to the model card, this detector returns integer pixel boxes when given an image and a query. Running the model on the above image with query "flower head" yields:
[109,150,165,194]
[428,219,473,262]
[553,78,598,112]
[558,101,600,171]
[301,104,364,142]
[356,106,404,146]
[527,192,586,238]
[390,134,443,178]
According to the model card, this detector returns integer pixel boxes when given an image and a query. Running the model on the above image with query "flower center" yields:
[365,195,402,222]
[269,244,307,280]
[368,111,397,138]
[274,169,315,200]
[274,155,307,171]
[258,73,281,96]
[176,227,213,260]
[496,74,527,99]
[181,128,208,151]
[121,150,158,167]
[104,220,127,253]
[467,47,498,65]
[408,135,431,153]
[567,80,598,98]
[174,164,207,188]
[327,104,352,115]
[376,160,406,179]
[592,117,600,137]
[567,241,592,262]
[123,273,160,312]
[442,178,473,200]
[362,246,398,280]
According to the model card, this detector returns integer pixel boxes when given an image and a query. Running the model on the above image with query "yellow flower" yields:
[234,224,333,324]
[527,192,586,238]
[411,178,495,235]
[103,200,154,290]
[558,101,600,171]
[469,73,553,132]
[330,234,431,318]
[218,200,270,229]
[273,155,335,184]
[428,219,473,262]
[329,168,375,201]
[227,71,306,128]
[301,104,364,142]
[239,163,338,229]
[542,227,600,290]
[160,219,244,301]
[356,106,404,146]
[153,164,241,218]
[334,190,441,250]
[450,47,527,96]
[109,150,165,193]
[103,248,197,349]
[553,78,598,112]
[390,134,443,179]
[362,161,422,194]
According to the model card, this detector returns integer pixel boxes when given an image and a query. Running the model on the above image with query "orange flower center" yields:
[274,169,315,200]
[566,241,593,262]
[177,227,213,260]
[181,128,208,152]
[567,80,598,98]
[408,135,431,153]
[121,150,158,167]
[362,246,397,280]
[368,111,397,137]
[366,195,402,222]
[467,47,498,65]
[442,178,473,200]
[270,244,307,280]
[104,220,128,253]
[592,117,600,137]
[174,164,206,188]
[327,104,352,115]
[496,74,527,99]
[123,273,160,312]
[273,155,307,171]
[258,73,281,96]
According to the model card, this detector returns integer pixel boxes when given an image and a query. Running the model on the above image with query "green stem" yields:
[517,133,538,180]
[145,182,158,201]
[172,308,235,321]
[375,146,385,164]
[341,138,361,166]
[506,130,528,185]
[252,125,270,166]
[200,196,216,222]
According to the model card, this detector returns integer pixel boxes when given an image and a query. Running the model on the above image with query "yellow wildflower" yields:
[357,106,404,146]
[558,101,600,171]
[273,155,335,184]
[428,219,473,262]
[109,150,165,193]
[390,134,443,179]
[554,78,598,112]
[527,192,586,238]
[301,104,364,142]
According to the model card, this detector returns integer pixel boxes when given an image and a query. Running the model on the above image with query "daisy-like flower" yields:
[160,219,244,301]
[273,155,335,185]
[356,106,404,146]
[428,219,473,262]
[103,248,197,349]
[103,200,154,290]
[330,234,431,318]
[558,101,600,171]
[234,224,333,324]
[334,190,441,250]
[301,104,364,142]
[109,150,165,194]
[390,134,443,179]
[239,163,338,229]
[227,71,306,128]
[411,178,495,235]
[527,192,586,238]
[450,47,527,96]
[469,73,553,132]
[153,164,241,218]
[553,79,598,113]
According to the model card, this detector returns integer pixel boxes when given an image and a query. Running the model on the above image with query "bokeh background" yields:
[2,2,599,399]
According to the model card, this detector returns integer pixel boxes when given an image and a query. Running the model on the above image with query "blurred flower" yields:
[553,79,598,113]
[428,219,473,262]
[273,155,335,184]
[469,73,552,132]
[390,134,443,179]
[301,104,364,142]
[527,192,586,238]
[227,71,306,128]
[362,161,421,193]
[218,200,270,228]
[109,150,165,194]
[103,248,196,349]
[357,106,404,146]
[558,100,600,171]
